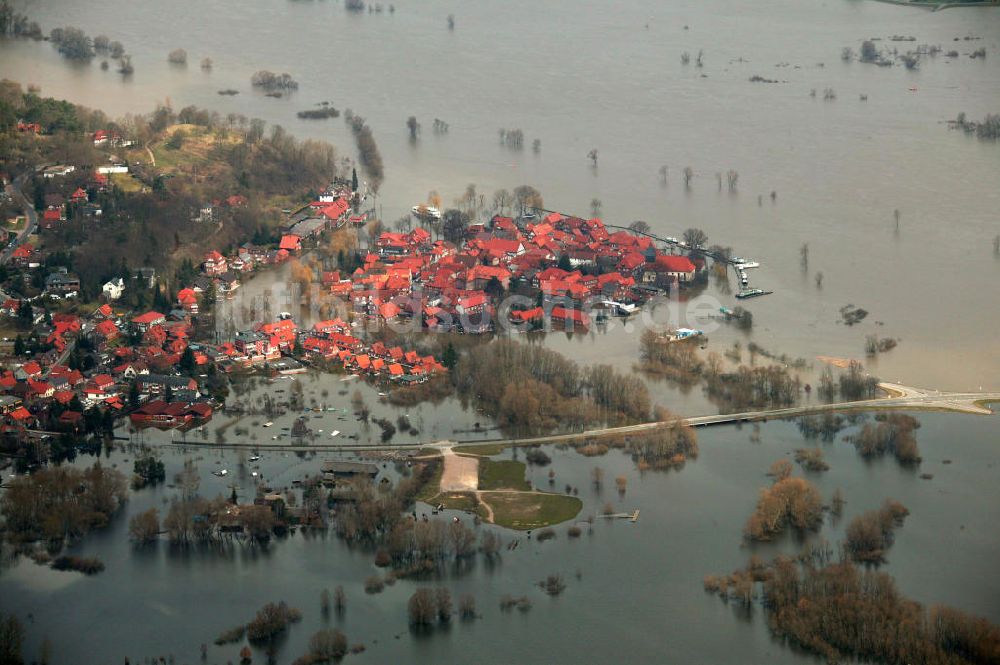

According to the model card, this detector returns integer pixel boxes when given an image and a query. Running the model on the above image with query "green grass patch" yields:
[456,442,508,456]
[478,459,530,491]
[481,492,582,530]
[414,459,443,503]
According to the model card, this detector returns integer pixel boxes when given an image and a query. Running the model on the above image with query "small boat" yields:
[330,430,341,438]
[249,455,261,462]
[733,260,759,269]
[213,469,228,477]
[735,288,773,299]
[263,422,273,428]
[411,205,442,220]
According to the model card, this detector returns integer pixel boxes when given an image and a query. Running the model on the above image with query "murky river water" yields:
[1,0,999,662]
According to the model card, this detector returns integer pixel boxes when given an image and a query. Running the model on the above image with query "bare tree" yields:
[587,149,598,166]
[683,228,707,249]
[629,220,651,235]
[658,165,668,183]
[406,116,420,141]
[683,166,694,188]
[590,198,602,218]
[815,271,824,288]
[800,243,809,271]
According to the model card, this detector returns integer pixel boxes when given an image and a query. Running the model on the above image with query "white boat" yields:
[411,205,442,220]
[734,260,760,269]
[330,430,341,438]
[263,422,273,428]
[249,455,260,462]
[213,469,228,477]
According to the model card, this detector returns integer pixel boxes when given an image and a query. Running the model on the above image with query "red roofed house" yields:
[42,208,63,228]
[132,311,166,333]
[203,251,228,276]
[642,255,696,288]
[549,306,591,329]
[279,235,302,252]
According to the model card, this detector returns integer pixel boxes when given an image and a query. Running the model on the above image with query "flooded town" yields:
[0,0,999,663]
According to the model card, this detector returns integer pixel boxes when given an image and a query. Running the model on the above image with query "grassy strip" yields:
[413,459,443,504]
[456,442,508,456]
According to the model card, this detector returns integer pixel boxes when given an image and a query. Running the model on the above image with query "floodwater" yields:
[2,0,1000,662]
[2,0,999,393]
[3,412,999,664]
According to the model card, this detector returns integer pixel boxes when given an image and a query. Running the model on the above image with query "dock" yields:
[601,509,640,522]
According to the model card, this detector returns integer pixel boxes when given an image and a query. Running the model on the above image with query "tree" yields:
[441,208,469,244]
[0,613,24,665]
[682,228,707,249]
[408,588,438,625]
[167,48,187,64]
[683,166,694,188]
[485,276,504,299]
[441,342,458,370]
[629,220,650,235]
[127,381,140,409]
[557,254,572,272]
[179,347,196,374]
[406,116,420,140]
[512,185,543,216]
[308,628,348,661]
[587,149,598,166]
[128,508,160,544]
[590,198,602,217]
[351,167,359,193]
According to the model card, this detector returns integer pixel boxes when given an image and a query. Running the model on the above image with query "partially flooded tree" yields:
[587,148,598,166]
[406,115,420,141]
[629,220,650,235]
[682,227,707,249]
[168,48,187,64]
[683,166,694,188]
[590,198,602,218]
[128,508,160,544]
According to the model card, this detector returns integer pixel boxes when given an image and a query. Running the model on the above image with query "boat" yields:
[735,288,773,299]
[330,430,341,438]
[733,260,760,269]
[249,455,260,462]
[411,205,442,220]
[263,422,273,428]
[213,469,228,477]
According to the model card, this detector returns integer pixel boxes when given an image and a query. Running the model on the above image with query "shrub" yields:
[246,601,302,642]
[525,448,551,465]
[50,555,104,575]
[215,625,245,645]
[535,527,556,542]
[364,576,384,594]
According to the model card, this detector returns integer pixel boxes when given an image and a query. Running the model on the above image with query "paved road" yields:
[143,383,999,453]
[2,174,38,265]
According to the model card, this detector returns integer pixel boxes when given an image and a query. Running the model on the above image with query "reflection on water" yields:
[2,412,998,664]
[2,0,1000,661]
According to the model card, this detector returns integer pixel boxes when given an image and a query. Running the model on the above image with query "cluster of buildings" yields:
[218,316,445,385]
[332,211,703,332]
[0,302,215,436]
